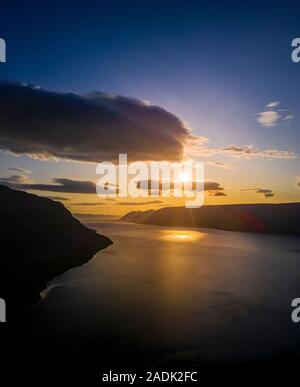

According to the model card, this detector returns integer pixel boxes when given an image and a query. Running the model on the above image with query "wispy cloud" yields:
[206,161,235,170]
[191,145,296,159]
[266,101,280,108]
[24,178,98,193]
[45,196,70,201]
[0,174,29,184]
[284,114,294,121]
[8,167,31,174]
[0,176,98,194]
[116,200,163,206]
[72,202,107,206]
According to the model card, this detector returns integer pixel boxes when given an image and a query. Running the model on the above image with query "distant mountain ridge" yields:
[120,203,300,236]
[0,184,112,315]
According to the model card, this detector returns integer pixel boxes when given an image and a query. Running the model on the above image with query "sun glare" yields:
[179,172,190,183]
[160,230,205,242]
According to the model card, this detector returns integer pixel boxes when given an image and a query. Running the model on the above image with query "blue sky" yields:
[0,0,299,212]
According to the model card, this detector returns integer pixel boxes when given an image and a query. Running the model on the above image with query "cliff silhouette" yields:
[0,184,112,314]
[121,203,300,236]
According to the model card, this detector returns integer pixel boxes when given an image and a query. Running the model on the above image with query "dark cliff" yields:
[120,203,300,236]
[0,184,112,312]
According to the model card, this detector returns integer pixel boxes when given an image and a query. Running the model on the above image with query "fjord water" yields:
[30,221,300,363]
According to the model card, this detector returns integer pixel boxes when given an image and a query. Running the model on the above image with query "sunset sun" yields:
[179,171,190,183]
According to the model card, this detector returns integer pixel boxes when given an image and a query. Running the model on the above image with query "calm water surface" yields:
[30,221,300,363]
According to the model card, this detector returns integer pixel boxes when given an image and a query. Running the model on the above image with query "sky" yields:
[0,0,299,215]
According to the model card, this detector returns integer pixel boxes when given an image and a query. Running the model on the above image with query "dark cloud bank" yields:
[0,176,225,197]
[3,177,97,194]
[0,82,192,162]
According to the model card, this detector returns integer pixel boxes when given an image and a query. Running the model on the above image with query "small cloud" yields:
[255,189,272,194]
[0,174,29,185]
[284,114,294,121]
[208,191,227,197]
[257,101,294,127]
[257,110,280,127]
[256,189,274,198]
[263,193,274,198]
[295,177,300,189]
[241,188,274,199]
[266,101,280,108]
[204,182,224,191]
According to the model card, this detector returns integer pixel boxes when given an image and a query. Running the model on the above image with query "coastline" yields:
[0,184,113,317]
[120,203,300,236]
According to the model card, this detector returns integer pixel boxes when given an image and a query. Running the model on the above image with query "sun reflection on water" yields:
[160,230,205,242]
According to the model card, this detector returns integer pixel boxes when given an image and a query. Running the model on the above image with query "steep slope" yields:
[120,203,300,235]
[120,209,155,223]
[0,185,112,312]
